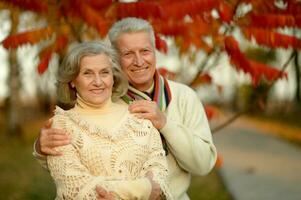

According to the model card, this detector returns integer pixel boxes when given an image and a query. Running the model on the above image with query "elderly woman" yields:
[45,41,172,200]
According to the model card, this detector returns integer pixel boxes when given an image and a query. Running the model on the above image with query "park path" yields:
[213,115,301,200]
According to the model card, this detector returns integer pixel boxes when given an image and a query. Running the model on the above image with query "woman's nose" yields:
[92,75,103,85]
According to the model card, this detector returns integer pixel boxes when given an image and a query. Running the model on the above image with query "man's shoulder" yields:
[167,80,195,95]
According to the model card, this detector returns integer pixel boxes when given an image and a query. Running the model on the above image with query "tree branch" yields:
[212,50,296,134]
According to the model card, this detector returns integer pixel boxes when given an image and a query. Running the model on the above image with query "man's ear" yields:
[70,82,75,88]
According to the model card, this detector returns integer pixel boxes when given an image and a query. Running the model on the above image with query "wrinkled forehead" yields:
[116,31,154,49]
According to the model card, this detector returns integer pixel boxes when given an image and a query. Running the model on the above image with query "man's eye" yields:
[123,52,132,57]
[142,49,150,54]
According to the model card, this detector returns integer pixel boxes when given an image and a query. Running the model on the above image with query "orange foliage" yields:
[2,27,53,49]
[75,1,111,37]
[249,14,301,28]
[155,34,168,53]
[217,1,234,23]
[190,73,212,88]
[37,35,68,74]
[117,1,163,19]
[85,0,112,10]
[158,67,176,80]
[214,154,223,168]
[204,104,220,120]
[1,0,48,13]
[161,0,219,20]
[225,36,287,86]
[37,50,52,74]
[243,27,301,49]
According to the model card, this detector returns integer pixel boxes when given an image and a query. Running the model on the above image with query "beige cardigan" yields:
[47,106,172,200]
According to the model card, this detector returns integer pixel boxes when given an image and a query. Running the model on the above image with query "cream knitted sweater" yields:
[47,98,172,200]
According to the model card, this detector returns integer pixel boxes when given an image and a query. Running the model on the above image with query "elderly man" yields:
[34,17,217,200]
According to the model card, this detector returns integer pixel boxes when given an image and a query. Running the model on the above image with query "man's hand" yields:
[35,119,70,156]
[96,186,115,200]
[146,172,161,200]
[129,100,166,130]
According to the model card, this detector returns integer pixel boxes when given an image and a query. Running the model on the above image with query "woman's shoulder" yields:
[126,113,154,132]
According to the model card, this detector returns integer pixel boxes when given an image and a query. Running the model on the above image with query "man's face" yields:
[116,31,156,91]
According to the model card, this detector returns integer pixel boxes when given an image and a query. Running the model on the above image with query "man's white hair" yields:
[108,17,155,49]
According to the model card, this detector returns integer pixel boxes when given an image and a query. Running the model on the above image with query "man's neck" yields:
[131,81,154,93]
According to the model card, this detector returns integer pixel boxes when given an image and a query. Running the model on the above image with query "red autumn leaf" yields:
[243,27,301,49]
[2,27,53,49]
[241,0,277,13]
[225,36,287,86]
[2,0,48,13]
[37,35,69,74]
[155,34,168,53]
[214,154,223,168]
[204,104,220,120]
[76,1,111,37]
[191,73,212,88]
[224,36,251,74]
[160,0,219,20]
[249,60,287,84]
[218,1,234,23]
[158,67,176,80]
[54,35,68,52]
[37,50,52,74]
[248,14,301,28]
[117,1,163,19]
[85,0,113,10]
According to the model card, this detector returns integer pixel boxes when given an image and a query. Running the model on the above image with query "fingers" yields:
[42,148,63,156]
[134,112,152,120]
[129,100,156,113]
[96,186,107,197]
[96,186,115,200]
[39,123,70,155]
[43,118,53,129]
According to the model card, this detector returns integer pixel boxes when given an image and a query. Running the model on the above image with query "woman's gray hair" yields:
[108,17,155,50]
[57,41,128,109]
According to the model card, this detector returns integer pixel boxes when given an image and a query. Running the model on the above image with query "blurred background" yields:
[0,0,300,199]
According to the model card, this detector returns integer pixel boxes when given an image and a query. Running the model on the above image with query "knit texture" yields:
[47,106,173,200]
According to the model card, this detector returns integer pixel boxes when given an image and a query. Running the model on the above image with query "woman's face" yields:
[71,53,114,106]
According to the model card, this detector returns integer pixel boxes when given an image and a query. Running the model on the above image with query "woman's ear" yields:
[70,82,75,88]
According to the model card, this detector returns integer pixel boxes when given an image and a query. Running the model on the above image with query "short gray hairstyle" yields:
[108,17,155,50]
[57,41,128,109]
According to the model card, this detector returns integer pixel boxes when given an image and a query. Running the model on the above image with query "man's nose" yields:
[133,53,144,66]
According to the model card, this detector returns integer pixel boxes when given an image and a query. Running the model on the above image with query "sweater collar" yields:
[74,94,114,115]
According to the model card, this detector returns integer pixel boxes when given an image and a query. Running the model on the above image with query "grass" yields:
[0,115,232,200]
[188,170,232,200]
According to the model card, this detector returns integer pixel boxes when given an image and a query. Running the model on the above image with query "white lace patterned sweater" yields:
[47,98,172,200]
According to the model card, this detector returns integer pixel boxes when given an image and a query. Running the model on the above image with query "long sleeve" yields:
[48,115,152,200]
[160,83,217,176]
[138,122,173,199]
[32,140,48,170]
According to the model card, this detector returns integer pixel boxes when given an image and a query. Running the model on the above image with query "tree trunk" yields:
[6,10,22,136]
[294,50,300,103]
